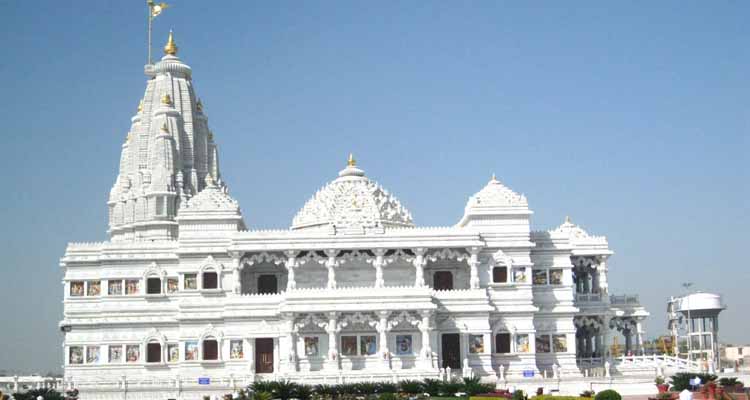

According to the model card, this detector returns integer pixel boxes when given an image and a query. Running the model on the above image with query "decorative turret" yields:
[456,174,532,235]
[107,32,233,241]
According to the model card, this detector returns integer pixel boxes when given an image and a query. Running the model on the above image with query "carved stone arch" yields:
[490,250,514,269]
[387,311,420,331]
[491,319,515,334]
[198,323,224,361]
[425,248,470,263]
[143,261,166,279]
[294,313,329,332]
[240,252,286,270]
[142,328,167,346]
[199,255,224,273]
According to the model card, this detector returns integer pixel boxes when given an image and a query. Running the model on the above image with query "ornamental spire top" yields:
[347,153,356,167]
[164,30,178,56]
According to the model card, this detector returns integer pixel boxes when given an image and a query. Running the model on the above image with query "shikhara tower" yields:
[61,33,651,399]
[108,31,228,241]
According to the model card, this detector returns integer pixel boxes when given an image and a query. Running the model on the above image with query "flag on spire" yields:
[148,1,169,18]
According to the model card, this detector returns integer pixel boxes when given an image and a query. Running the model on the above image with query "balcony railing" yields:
[610,294,640,305]
[575,293,603,302]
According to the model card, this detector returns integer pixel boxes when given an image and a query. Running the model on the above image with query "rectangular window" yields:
[532,269,548,285]
[184,274,197,290]
[433,271,454,290]
[146,277,161,294]
[493,267,508,283]
[396,335,413,355]
[167,344,179,363]
[87,281,101,296]
[512,268,527,283]
[230,340,244,359]
[167,278,179,293]
[516,334,529,353]
[203,340,219,360]
[185,341,198,361]
[108,280,123,296]
[125,280,139,295]
[304,337,319,356]
[495,333,511,354]
[126,345,140,363]
[469,335,485,354]
[553,335,567,352]
[341,336,357,356]
[549,269,563,285]
[202,272,218,289]
[86,346,100,364]
[536,335,551,353]
[360,335,377,356]
[69,346,83,364]
[70,281,84,297]
[109,345,123,363]
[156,196,165,216]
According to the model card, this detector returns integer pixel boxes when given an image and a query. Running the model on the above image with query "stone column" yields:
[285,251,297,291]
[377,311,391,369]
[413,248,426,287]
[598,257,609,295]
[636,320,644,355]
[602,316,612,359]
[420,311,433,362]
[325,250,338,289]
[231,252,243,294]
[282,316,297,373]
[273,337,280,376]
[374,249,386,288]
[247,338,255,374]
[595,334,602,358]
[625,331,632,355]
[468,247,480,289]
[325,312,340,371]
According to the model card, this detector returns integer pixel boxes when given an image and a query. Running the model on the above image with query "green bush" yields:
[593,390,621,400]
[314,384,338,399]
[512,390,526,400]
[532,396,589,400]
[461,377,494,396]
[379,393,399,400]
[670,373,718,391]
[13,389,65,400]
[399,380,424,394]
[718,377,742,387]
[376,383,398,394]
[252,391,273,400]
[442,382,464,396]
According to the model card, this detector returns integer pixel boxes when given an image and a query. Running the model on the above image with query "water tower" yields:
[667,292,725,370]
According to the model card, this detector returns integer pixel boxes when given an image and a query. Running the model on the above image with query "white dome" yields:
[291,158,414,234]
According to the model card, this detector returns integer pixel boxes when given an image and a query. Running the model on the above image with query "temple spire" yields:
[164,30,178,56]
[347,153,356,167]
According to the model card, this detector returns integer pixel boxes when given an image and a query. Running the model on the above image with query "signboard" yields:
[523,370,535,378]
[198,377,210,385]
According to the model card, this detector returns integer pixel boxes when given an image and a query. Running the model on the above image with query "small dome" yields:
[291,157,414,234]
[180,175,240,214]
[465,175,528,211]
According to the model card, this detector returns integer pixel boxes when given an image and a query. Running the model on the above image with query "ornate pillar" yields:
[413,248,426,287]
[595,334,603,358]
[377,311,391,369]
[625,330,632,355]
[285,251,297,291]
[636,319,644,355]
[602,316,612,359]
[247,338,255,374]
[281,315,297,373]
[468,247,481,289]
[325,312,340,371]
[598,257,609,295]
[230,251,243,294]
[325,250,337,289]
[420,311,433,361]
[374,249,386,288]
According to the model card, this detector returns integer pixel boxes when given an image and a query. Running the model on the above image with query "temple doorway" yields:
[441,333,461,369]
[255,338,274,373]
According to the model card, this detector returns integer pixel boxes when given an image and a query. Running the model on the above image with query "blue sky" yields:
[0,1,747,373]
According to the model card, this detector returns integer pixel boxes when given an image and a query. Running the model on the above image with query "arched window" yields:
[493,266,508,283]
[143,262,165,295]
[146,277,162,294]
[495,333,511,354]
[202,269,218,289]
[433,271,453,290]
[146,341,162,363]
[203,337,219,360]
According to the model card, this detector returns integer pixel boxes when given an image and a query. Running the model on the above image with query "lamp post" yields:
[682,282,693,361]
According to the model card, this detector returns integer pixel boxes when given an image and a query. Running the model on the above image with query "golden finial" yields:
[164,30,178,56]
[491,173,497,181]
[137,99,143,113]
[207,131,214,141]
[347,153,356,167]
[565,215,572,224]
[161,122,169,132]
[161,93,172,105]
[196,99,203,112]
